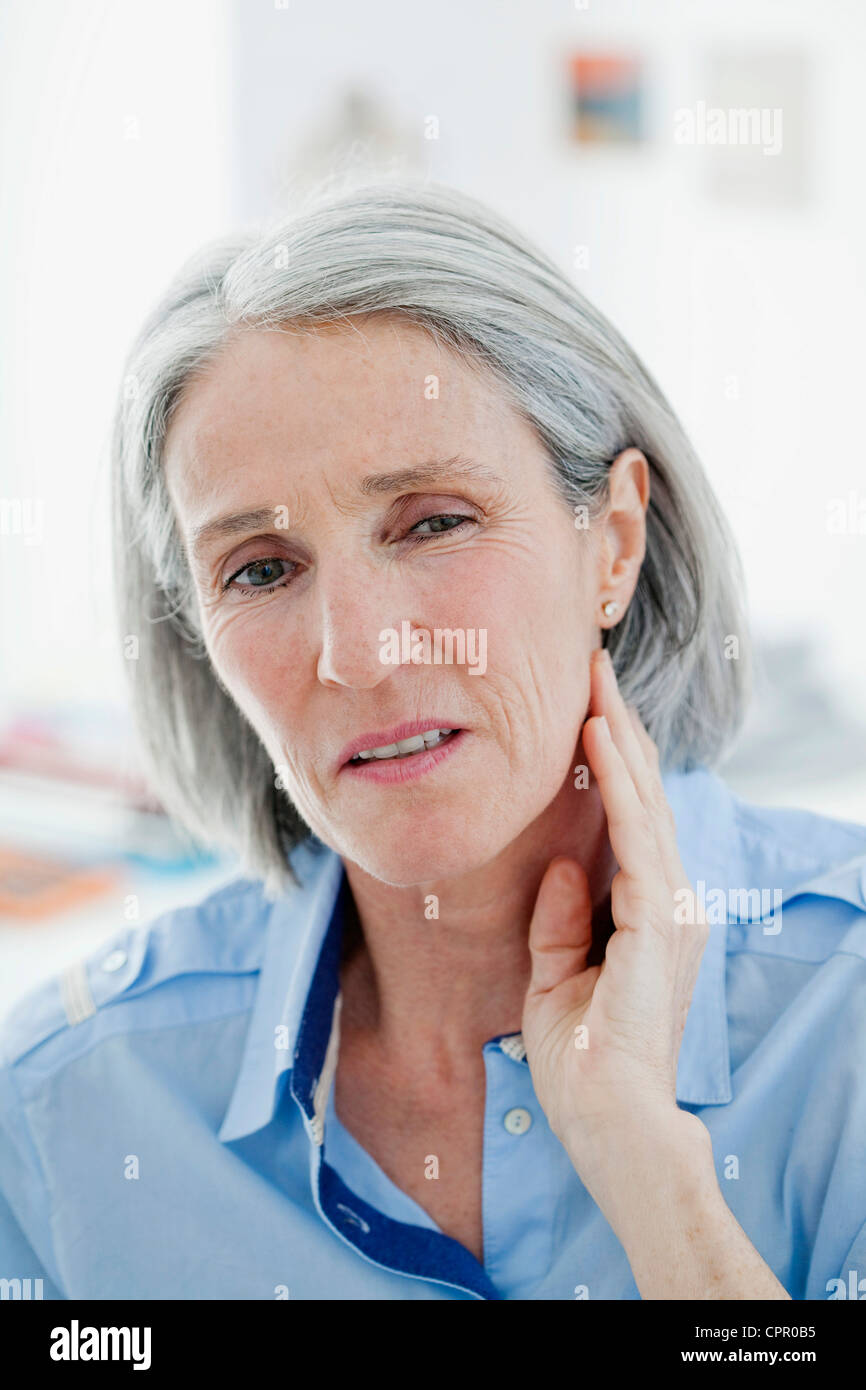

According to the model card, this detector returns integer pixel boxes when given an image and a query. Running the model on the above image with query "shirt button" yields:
[101,949,127,973]
[503,1106,532,1135]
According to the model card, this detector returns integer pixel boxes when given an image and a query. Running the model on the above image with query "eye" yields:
[223,556,296,594]
[406,513,475,539]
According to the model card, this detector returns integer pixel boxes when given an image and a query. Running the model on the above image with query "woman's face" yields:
[164,315,608,885]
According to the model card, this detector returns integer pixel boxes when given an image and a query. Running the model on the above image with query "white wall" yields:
[0,0,231,707]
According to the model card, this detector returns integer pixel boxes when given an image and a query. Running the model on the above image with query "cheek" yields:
[473,537,594,682]
[204,608,303,742]
[452,555,593,776]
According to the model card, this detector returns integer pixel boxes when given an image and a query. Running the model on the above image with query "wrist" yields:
[562,1106,789,1300]
[563,1106,719,1237]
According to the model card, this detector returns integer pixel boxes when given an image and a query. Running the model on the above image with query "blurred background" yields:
[1,0,864,1019]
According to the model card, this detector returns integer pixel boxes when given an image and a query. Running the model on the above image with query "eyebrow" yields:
[189,507,278,557]
[188,455,502,557]
[359,455,503,496]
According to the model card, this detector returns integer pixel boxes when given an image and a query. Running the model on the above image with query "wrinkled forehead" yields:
[162,315,537,522]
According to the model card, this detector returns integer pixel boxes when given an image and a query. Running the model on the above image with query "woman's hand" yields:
[520,648,791,1297]
[521,645,709,1183]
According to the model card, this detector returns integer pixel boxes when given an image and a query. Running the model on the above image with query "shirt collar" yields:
[219,767,866,1142]
[662,765,866,1104]
[219,838,345,1143]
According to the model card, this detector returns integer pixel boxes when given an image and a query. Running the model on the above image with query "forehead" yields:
[163,315,519,496]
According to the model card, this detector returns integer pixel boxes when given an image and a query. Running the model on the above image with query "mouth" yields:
[348,727,458,765]
[338,722,467,782]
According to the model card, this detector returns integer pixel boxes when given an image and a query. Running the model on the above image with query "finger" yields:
[525,857,594,999]
[623,704,685,887]
[591,653,682,886]
[625,703,661,778]
[590,650,657,812]
[583,712,656,883]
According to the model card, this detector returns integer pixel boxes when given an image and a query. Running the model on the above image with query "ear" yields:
[595,448,649,628]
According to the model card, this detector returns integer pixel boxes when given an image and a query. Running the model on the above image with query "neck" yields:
[339,750,616,1074]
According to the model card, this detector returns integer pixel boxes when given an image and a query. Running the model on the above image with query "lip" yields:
[337,718,465,771]
[340,728,468,785]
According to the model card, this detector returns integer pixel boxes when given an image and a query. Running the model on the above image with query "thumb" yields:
[526,857,594,1001]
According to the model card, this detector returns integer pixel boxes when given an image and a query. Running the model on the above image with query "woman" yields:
[2,177,865,1301]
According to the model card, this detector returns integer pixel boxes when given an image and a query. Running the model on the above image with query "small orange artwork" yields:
[569,54,644,145]
[0,847,119,919]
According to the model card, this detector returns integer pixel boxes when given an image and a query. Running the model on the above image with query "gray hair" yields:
[112,172,749,897]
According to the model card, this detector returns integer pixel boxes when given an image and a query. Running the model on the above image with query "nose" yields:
[314,564,407,690]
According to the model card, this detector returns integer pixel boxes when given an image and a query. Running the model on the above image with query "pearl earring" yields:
[602,600,619,619]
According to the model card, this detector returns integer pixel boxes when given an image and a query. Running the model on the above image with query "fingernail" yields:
[597,715,610,739]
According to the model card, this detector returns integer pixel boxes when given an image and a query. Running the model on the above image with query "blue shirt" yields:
[2,765,866,1301]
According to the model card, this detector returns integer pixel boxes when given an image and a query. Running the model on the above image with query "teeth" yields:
[394,735,426,755]
[370,744,399,759]
[353,728,454,762]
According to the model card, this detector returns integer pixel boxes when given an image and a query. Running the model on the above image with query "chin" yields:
[337,805,523,887]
